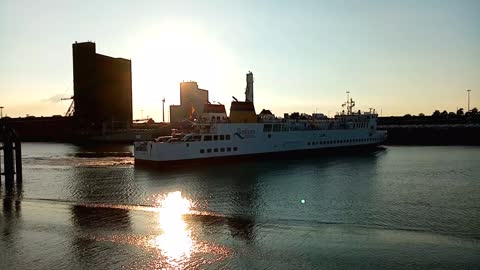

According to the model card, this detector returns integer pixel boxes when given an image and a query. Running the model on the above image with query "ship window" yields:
[268,134,271,138]
[220,135,224,140]
[204,135,212,141]
[207,149,212,153]
[233,147,238,151]
[193,135,201,141]
[263,124,272,132]
[227,147,231,151]
[221,148,225,152]
[186,143,190,147]
[200,149,205,153]
[273,124,281,132]
[214,148,218,152]
[214,135,218,140]
[307,142,311,146]
[226,135,231,140]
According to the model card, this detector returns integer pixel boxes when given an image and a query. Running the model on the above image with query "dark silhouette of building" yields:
[72,42,132,130]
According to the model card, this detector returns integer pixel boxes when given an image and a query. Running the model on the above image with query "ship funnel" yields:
[245,71,254,103]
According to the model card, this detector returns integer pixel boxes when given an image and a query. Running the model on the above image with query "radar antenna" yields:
[342,91,355,115]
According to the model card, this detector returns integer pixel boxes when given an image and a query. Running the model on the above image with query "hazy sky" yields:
[1,0,479,120]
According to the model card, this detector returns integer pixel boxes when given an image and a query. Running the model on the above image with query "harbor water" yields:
[1,143,479,269]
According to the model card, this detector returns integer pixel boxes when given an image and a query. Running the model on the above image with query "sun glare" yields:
[131,22,235,120]
[151,191,194,266]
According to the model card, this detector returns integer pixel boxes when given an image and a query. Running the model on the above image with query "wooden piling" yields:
[3,139,15,185]
[1,126,22,187]
[15,140,22,182]
[0,142,2,187]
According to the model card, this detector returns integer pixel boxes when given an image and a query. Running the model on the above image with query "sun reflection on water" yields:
[150,191,194,266]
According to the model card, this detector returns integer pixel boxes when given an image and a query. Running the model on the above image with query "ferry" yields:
[134,72,387,165]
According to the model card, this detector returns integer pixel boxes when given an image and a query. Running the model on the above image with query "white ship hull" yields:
[134,123,387,164]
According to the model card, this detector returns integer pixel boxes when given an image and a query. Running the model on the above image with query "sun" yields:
[130,21,234,121]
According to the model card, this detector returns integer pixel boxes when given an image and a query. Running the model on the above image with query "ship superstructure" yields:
[134,72,387,164]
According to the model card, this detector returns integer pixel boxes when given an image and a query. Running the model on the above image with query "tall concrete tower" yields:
[245,71,254,103]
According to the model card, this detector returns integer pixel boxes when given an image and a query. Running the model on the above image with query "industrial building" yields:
[169,72,257,124]
[72,41,132,131]
[170,81,209,124]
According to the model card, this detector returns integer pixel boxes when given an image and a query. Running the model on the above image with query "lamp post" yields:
[467,89,471,112]
[0,106,3,118]
[162,97,165,123]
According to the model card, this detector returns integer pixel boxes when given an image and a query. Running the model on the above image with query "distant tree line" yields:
[403,107,478,118]
[379,107,479,125]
